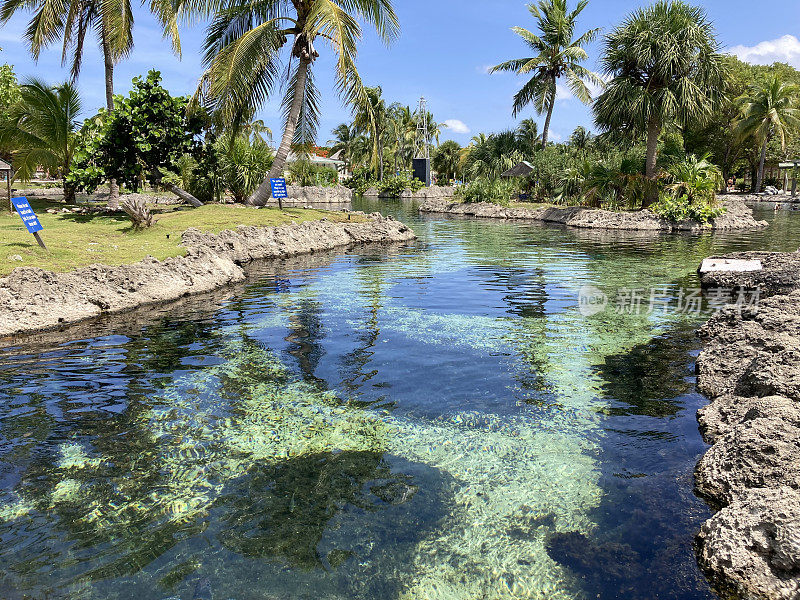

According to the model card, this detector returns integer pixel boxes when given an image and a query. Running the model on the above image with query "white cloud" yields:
[549,131,563,142]
[444,119,471,134]
[729,35,800,68]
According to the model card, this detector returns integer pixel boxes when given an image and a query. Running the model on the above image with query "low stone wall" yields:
[0,213,415,338]
[693,252,800,599]
[419,197,768,231]
[363,186,455,200]
[285,185,353,204]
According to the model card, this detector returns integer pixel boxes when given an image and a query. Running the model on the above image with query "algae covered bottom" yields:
[1,200,799,600]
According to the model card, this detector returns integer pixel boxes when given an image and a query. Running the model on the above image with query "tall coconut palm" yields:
[593,0,724,198]
[0,79,81,203]
[387,103,415,173]
[1,0,188,208]
[736,75,800,193]
[354,86,389,180]
[200,0,400,205]
[490,0,601,148]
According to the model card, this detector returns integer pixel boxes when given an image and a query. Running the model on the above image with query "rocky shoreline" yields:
[0,213,415,338]
[693,251,800,599]
[419,195,767,231]
[363,185,456,200]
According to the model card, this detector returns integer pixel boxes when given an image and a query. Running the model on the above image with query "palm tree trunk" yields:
[642,117,661,207]
[100,23,121,210]
[378,135,384,181]
[756,137,769,194]
[249,57,311,208]
[541,90,556,149]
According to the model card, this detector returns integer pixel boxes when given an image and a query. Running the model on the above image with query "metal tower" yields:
[415,97,430,159]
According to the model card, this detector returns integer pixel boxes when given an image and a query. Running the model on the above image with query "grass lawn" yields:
[0,197,362,276]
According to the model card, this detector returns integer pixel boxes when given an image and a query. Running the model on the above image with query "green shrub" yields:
[288,160,338,187]
[651,192,725,224]
[216,133,273,202]
[376,174,425,196]
[344,166,376,194]
[455,177,517,205]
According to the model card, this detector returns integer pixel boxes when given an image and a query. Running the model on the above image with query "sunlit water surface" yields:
[1,200,799,600]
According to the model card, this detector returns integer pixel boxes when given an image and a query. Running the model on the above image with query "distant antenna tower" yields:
[415,97,430,159]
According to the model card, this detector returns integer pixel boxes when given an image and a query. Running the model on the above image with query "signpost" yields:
[270,178,288,210]
[11,196,47,249]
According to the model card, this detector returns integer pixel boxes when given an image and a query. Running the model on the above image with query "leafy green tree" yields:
[593,0,724,201]
[1,0,188,208]
[432,140,461,182]
[736,74,800,193]
[199,0,400,205]
[491,0,601,148]
[0,79,81,203]
[68,70,206,206]
[0,63,20,124]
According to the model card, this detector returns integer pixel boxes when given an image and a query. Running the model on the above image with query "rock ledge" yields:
[695,250,800,599]
[0,213,415,338]
[420,196,767,231]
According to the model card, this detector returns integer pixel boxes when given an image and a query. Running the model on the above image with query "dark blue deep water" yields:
[1,200,799,600]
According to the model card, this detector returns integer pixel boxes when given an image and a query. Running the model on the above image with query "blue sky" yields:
[1,0,799,146]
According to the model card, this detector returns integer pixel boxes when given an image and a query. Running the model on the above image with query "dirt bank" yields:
[419,196,767,231]
[694,252,800,599]
[0,213,415,338]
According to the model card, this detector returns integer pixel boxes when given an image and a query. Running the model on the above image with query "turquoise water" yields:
[1,200,799,599]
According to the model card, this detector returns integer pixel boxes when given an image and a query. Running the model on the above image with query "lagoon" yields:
[1,201,799,600]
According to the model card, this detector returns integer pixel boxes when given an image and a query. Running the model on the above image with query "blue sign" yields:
[270,178,288,199]
[11,197,43,234]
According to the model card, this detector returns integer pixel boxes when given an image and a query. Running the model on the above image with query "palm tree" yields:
[1,0,187,208]
[200,0,400,205]
[569,125,591,151]
[387,103,415,174]
[593,0,724,198]
[736,75,800,193]
[0,79,81,203]
[354,86,389,180]
[516,118,541,156]
[328,122,358,172]
[432,139,461,182]
[491,0,601,148]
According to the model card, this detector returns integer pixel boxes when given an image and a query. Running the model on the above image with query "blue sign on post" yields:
[270,178,288,199]
[11,196,47,249]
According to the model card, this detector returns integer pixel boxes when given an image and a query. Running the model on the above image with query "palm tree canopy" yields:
[200,0,399,139]
[593,0,725,134]
[490,0,601,116]
[0,78,81,180]
[1,0,189,80]
[736,74,800,152]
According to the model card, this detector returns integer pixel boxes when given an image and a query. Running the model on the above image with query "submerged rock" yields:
[420,196,767,231]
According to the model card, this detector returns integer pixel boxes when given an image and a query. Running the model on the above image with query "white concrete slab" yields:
[699,258,763,274]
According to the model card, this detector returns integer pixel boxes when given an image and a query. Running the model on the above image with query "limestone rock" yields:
[419,197,765,231]
[696,487,800,600]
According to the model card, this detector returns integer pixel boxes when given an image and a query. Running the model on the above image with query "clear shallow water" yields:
[1,200,800,600]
